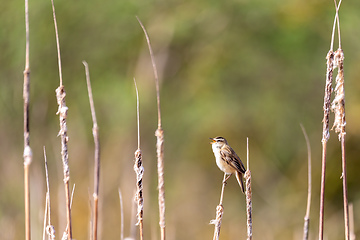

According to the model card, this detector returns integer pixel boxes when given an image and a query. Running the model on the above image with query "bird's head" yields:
[209,136,228,145]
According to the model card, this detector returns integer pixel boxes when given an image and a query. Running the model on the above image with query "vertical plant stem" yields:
[210,174,227,240]
[43,197,47,240]
[83,61,101,240]
[245,138,252,240]
[341,135,349,240]
[333,0,343,49]
[332,47,349,240]
[23,0,32,239]
[23,1,30,148]
[42,148,48,240]
[133,78,144,240]
[319,49,334,240]
[88,189,93,240]
[155,128,165,240]
[218,174,226,210]
[24,163,31,240]
[136,17,161,128]
[319,2,343,237]
[329,0,342,51]
[137,17,166,240]
[134,149,144,240]
[43,147,55,240]
[50,0,71,238]
[62,185,76,240]
[300,124,312,240]
[24,155,31,240]
[331,0,348,234]
[118,189,124,240]
[51,0,63,86]
[349,203,355,240]
[319,142,327,240]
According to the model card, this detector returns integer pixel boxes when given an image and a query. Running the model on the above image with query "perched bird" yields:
[210,136,246,193]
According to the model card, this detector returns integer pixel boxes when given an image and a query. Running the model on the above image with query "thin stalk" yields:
[83,61,101,240]
[330,0,342,51]
[341,135,349,240]
[333,0,343,49]
[62,185,76,240]
[42,148,48,240]
[88,189,93,240]
[43,197,47,240]
[23,0,32,239]
[133,78,144,240]
[43,147,55,240]
[118,189,124,240]
[300,124,312,240]
[349,203,355,240]
[210,174,227,240]
[332,3,348,234]
[332,48,349,240]
[24,152,31,240]
[319,2,344,238]
[155,128,165,240]
[245,138,252,240]
[331,0,348,232]
[50,0,72,238]
[51,0,63,86]
[136,17,161,128]
[319,49,334,240]
[137,17,166,240]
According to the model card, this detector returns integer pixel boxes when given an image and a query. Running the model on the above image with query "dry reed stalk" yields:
[83,61,101,240]
[50,0,72,238]
[210,174,227,240]
[43,194,48,240]
[133,79,144,240]
[118,189,124,240]
[349,203,355,240]
[88,189,93,240]
[61,185,76,240]
[24,151,32,240]
[137,17,166,240]
[245,138,252,240]
[155,128,165,240]
[23,0,32,239]
[42,149,48,240]
[319,48,334,240]
[43,147,55,240]
[332,47,349,240]
[55,37,72,240]
[319,2,345,239]
[300,124,312,240]
[330,1,349,239]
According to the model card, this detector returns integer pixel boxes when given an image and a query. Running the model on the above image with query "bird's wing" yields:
[220,145,246,174]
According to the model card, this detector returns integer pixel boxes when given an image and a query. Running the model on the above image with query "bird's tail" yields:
[235,171,245,194]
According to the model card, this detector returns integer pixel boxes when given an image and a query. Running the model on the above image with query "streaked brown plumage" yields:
[210,136,246,193]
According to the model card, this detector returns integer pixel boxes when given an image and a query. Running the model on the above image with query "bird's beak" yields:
[209,138,215,144]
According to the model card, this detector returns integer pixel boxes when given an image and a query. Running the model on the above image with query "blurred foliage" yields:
[1,0,360,239]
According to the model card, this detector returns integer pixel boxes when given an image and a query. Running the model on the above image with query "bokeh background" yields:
[1,0,360,239]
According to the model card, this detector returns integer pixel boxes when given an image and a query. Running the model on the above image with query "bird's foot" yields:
[223,174,232,185]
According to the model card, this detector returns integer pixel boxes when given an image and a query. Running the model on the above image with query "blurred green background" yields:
[1,0,360,239]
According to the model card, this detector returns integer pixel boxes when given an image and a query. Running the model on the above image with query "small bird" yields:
[210,136,246,193]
